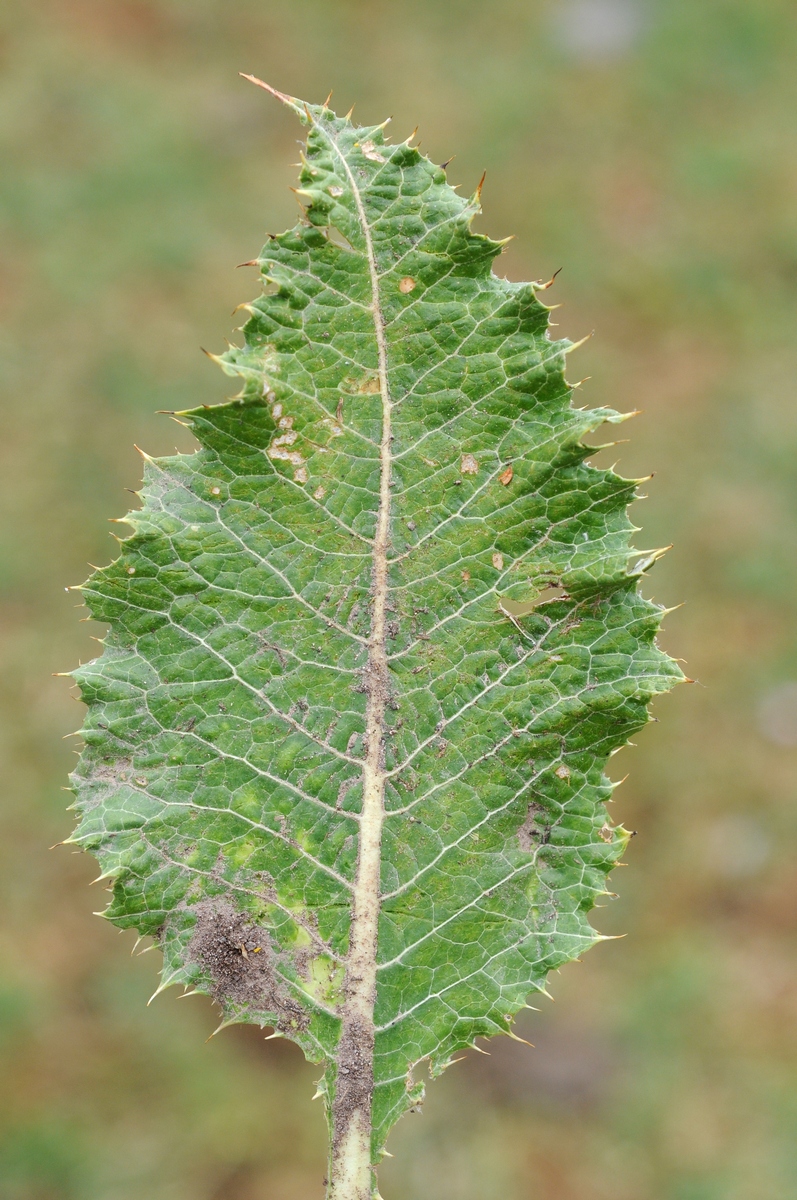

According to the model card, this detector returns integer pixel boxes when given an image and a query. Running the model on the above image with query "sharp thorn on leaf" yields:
[238,74,303,117]
[147,977,177,1006]
[505,1031,534,1047]
[565,331,594,354]
[206,1017,241,1041]
[535,267,563,290]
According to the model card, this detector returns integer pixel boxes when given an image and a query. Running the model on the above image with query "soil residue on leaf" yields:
[187,901,309,1033]
[332,1013,375,1155]
[517,801,549,851]
[88,756,132,782]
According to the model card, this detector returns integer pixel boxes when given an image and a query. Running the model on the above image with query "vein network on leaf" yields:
[67,80,682,1200]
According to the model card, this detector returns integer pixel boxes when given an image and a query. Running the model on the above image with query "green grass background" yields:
[3,1,797,1197]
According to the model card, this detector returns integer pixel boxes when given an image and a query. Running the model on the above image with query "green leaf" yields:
[68,80,682,1199]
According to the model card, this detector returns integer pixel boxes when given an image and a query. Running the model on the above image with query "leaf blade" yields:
[69,92,683,1192]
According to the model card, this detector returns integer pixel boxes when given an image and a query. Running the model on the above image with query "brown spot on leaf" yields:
[460,453,479,475]
[357,375,381,394]
[359,140,385,163]
[499,465,514,486]
[492,552,504,570]
[555,765,571,781]
[399,276,416,294]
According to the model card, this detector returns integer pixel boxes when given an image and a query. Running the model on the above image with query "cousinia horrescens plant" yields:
[66,77,682,1200]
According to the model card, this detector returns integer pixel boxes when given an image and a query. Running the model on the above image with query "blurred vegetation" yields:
[2,0,797,1197]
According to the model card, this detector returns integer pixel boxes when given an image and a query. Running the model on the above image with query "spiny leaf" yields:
[68,82,682,1200]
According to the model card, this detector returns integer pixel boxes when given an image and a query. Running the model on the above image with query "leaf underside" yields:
[69,89,682,1161]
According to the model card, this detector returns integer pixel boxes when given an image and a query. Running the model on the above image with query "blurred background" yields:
[2,0,796,1197]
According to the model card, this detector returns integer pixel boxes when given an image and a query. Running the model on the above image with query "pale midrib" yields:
[323,125,391,1200]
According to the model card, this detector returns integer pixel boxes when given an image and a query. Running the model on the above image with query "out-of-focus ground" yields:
[2,1,797,1197]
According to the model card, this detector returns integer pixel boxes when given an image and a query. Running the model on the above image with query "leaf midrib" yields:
[311,111,391,1178]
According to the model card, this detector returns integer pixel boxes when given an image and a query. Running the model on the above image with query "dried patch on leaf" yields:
[359,140,386,163]
[358,375,381,394]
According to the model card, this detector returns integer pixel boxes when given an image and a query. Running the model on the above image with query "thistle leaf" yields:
[69,84,682,1198]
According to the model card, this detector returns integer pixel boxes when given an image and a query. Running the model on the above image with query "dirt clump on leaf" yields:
[517,801,550,851]
[332,1013,375,1154]
[188,901,309,1032]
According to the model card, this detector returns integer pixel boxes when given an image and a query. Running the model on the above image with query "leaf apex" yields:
[239,73,304,117]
